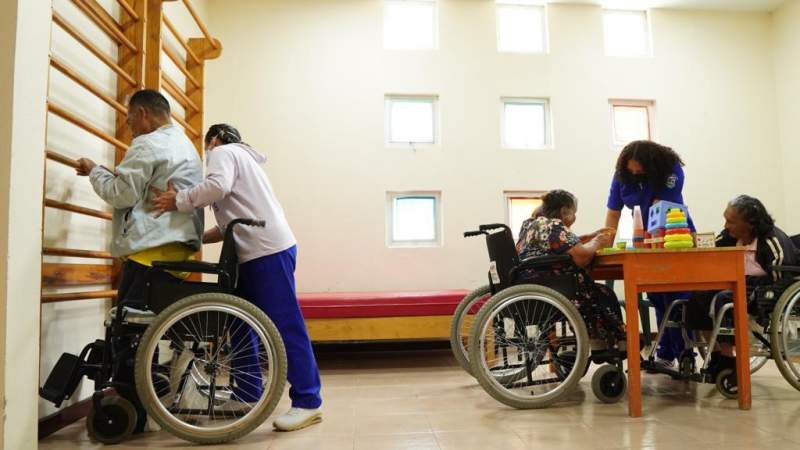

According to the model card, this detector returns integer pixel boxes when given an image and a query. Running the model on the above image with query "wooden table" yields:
[592,247,750,417]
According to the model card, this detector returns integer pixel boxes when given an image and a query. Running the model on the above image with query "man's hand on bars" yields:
[76,158,96,176]
[150,180,178,218]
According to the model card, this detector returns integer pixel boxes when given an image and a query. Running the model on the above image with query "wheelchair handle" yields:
[229,218,266,228]
[464,230,487,238]
[478,223,511,233]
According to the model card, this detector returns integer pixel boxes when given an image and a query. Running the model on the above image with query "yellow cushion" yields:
[128,243,195,279]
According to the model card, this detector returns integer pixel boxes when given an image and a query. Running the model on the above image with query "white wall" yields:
[773,0,800,228]
[2,0,50,445]
[204,0,785,292]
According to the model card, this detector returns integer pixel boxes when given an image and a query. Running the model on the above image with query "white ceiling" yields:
[548,0,786,12]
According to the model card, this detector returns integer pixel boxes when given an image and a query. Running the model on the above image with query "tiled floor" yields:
[40,348,800,450]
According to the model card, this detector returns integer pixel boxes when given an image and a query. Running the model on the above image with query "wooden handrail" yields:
[52,12,137,86]
[43,247,113,259]
[42,263,113,286]
[180,0,219,49]
[47,102,128,150]
[50,56,127,115]
[162,43,201,89]
[44,198,112,221]
[45,150,80,169]
[71,0,138,53]
[161,73,199,112]
[170,111,200,138]
[116,0,139,21]
[42,290,117,303]
[162,15,202,66]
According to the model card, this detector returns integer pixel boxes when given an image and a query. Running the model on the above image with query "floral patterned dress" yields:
[516,216,625,342]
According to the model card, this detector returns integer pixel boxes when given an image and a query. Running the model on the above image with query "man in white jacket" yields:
[151,124,322,432]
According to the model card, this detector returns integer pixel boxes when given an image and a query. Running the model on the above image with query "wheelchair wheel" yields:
[467,284,589,409]
[591,364,627,404]
[716,368,738,399]
[87,396,137,444]
[770,281,800,391]
[135,293,287,444]
[449,285,491,377]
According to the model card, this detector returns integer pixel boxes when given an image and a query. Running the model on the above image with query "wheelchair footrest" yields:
[40,353,83,407]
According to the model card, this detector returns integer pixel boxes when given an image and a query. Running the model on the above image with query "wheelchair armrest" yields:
[517,254,573,270]
[151,260,220,274]
[771,265,800,274]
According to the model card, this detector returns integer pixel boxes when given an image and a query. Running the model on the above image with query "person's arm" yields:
[88,145,154,209]
[605,173,624,230]
[203,227,223,244]
[605,209,622,230]
[174,149,237,212]
[568,233,613,268]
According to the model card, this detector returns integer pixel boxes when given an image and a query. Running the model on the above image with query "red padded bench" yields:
[298,290,470,342]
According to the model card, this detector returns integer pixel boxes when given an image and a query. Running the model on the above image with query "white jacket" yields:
[175,143,296,263]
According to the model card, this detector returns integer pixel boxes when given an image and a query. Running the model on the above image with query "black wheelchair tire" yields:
[87,396,137,445]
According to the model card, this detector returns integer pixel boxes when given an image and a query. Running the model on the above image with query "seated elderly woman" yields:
[516,189,624,346]
[686,195,798,378]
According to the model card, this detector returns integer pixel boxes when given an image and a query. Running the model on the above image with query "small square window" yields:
[609,100,654,147]
[502,98,551,149]
[505,193,544,240]
[386,96,438,145]
[387,192,442,247]
[496,1,547,53]
[603,9,651,57]
[384,0,438,50]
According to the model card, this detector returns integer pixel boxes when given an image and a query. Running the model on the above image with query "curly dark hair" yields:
[728,195,775,238]
[205,123,244,146]
[537,190,577,220]
[615,140,684,191]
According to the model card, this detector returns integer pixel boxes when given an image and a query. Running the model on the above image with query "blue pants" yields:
[232,246,322,409]
[648,292,691,361]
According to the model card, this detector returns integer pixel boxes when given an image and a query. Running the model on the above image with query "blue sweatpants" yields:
[648,292,691,361]
[232,246,322,409]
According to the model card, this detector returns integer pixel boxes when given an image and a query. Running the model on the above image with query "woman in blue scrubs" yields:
[605,140,695,371]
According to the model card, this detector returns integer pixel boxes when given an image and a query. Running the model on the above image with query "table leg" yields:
[733,279,751,410]
[624,279,642,417]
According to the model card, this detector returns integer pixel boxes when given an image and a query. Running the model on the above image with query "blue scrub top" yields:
[607,162,696,231]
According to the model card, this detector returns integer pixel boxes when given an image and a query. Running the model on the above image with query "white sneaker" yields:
[273,407,322,431]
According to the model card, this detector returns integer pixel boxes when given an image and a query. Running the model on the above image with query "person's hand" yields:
[76,158,96,176]
[595,232,614,248]
[150,180,178,218]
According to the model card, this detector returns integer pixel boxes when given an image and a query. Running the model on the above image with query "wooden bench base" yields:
[306,315,451,342]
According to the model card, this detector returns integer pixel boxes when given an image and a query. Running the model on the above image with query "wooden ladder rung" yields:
[43,247,114,259]
[44,198,112,221]
[42,263,113,286]
[42,290,117,303]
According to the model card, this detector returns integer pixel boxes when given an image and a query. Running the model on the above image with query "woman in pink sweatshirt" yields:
[151,124,322,432]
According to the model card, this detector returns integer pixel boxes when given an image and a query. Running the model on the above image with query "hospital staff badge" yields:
[666,174,677,189]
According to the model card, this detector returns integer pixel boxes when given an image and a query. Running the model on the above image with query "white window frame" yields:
[385,94,440,148]
[504,191,546,240]
[386,191,443,248]
[609,99,655,149]
[496,1,549,54]
[603,9,653,58]
[383,0,439,51]
[501,97,553,150]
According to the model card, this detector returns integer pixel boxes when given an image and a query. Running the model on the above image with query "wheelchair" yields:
[454,223,628,409]
[40,219,288,444]
[642,234,800,399]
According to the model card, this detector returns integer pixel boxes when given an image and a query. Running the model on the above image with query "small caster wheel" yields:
[716,368,738,399]
[592,364,627,404]
[87,396,137,444]
[678,353,696,378]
